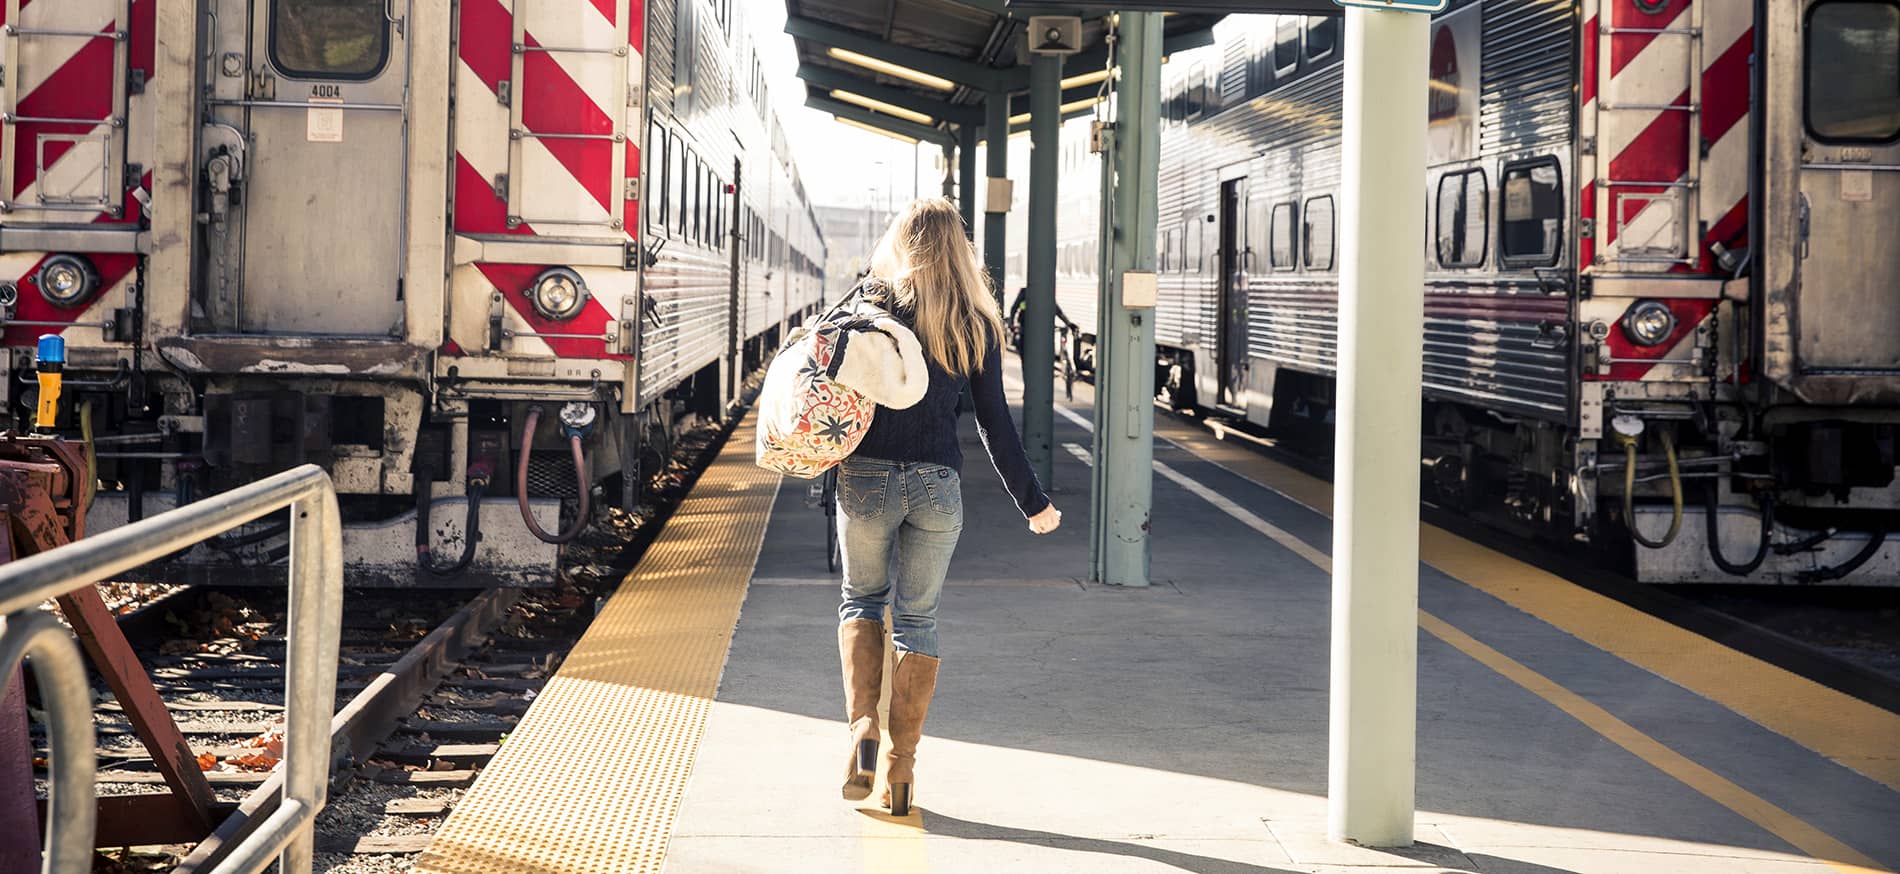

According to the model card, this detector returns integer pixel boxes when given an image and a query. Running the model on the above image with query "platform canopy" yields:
[784,0,1223,145]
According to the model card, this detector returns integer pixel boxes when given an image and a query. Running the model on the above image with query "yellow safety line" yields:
[413,414,780,874]
[1059,406,1894,873]
[1157,421,1900,795]
[1419,613,1889,874]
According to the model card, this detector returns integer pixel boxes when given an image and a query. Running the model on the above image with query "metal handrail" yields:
[0,464,343,874]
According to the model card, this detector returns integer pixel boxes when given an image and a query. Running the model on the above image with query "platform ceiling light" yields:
[834,115,920,144]
[1061,95,1103,114]
[1060,67,1115,89]
[35,254,97,308]
[830,90,933,125]
[1621,300,1677,347]
[826,48,956,92]
[529,267,589,321]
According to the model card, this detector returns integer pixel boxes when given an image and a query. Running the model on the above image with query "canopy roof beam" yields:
[796,64,985,126]
[785,15,1021,93]
[805,92,957,147]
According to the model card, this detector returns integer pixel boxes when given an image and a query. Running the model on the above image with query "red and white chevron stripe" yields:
[1581,0,1752,275]
[0,0,153,347]
[451,0,642,361]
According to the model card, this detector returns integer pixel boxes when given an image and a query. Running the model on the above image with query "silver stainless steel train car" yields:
[1020,1,1900,585]
[0,0,825,584]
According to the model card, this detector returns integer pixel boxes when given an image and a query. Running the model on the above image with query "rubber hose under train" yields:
[418,464,490,578]
[1706,487,1773,576]
[516,406,590,545]
[1623,429,1682,550]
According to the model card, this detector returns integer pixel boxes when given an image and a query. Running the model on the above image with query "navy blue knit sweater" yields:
[848,305,1050,519]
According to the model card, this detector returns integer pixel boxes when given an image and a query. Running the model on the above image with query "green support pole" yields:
[1024,52,1062,487]
[1092,14,1162,587]
[957,125,978,238]
[983,93,1009,311]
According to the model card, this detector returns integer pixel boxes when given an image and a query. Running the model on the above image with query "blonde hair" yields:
[867,198,1003,377]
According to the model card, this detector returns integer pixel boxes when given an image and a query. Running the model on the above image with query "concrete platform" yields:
[665,371,1900,873]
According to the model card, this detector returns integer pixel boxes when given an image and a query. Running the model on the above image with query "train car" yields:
[1036,1,1900,585]
[0,0,825,585]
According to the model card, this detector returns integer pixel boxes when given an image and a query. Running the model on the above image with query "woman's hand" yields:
[1028,504,1062,535]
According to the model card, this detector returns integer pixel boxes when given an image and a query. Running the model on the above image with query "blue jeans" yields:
[836,457,963,658]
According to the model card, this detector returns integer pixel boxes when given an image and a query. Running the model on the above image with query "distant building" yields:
[814,204,894,300]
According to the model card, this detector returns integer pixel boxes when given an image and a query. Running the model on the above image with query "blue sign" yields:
[1334,0,1448,11]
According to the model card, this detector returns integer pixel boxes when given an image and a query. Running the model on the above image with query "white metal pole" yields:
[1328,5,1429,849]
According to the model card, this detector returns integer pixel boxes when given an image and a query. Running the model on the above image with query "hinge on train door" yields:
[1579,136,1595,156]
[249,69,276,100]
[496,81,512,107]
[127,68,146,96]
[624,178,641,203]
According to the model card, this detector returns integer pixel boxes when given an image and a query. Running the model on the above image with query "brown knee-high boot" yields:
[881,650,940,816]
[838,619,884,801]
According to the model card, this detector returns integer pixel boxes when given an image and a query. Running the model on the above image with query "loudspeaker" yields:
[1027,16,1082,55]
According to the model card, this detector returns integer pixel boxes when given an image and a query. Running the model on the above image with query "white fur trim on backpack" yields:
[830,317,929,410]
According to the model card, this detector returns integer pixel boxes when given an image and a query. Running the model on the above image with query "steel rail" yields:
[0,464,342,874]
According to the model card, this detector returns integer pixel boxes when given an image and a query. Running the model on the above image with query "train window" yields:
[1436,169,1489,268]
[1498,158,1564,267]
[1806,2,1900,142]
[1303,195,1336,271]
[675,141,691,240]
[690,157,704,245]
[1269,202,1298,271]
[1246,200,1270,272]
[647,122,669,235]
[270,0,389,80]
[1274,16,1300,77]
[1306,17,1339,63]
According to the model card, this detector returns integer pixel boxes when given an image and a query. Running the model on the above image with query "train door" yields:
[205,0,407,335]
[1759,0,1900,399]
[1216,178,1249,409]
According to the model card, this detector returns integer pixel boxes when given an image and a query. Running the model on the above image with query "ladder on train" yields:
[1594,0,1703,269]
[504,0,634,233]
[0,0,132,216]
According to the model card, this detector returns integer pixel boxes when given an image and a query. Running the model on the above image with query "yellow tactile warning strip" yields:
[1156,419,1900,796]
[411,414,779,874]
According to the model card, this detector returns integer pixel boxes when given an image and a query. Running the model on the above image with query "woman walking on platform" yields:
[836,198,1062,816]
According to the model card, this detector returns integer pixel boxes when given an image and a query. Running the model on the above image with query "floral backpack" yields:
[755,284,929,478]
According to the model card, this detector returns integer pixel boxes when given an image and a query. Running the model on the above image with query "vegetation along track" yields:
[28,411,741,873]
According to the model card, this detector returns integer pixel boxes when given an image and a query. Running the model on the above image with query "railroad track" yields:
[28,413,739,872]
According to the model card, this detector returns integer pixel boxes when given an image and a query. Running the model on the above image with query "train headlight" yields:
[36,255,98,309]
[1620,300,1676,347]
[528,267,588,321]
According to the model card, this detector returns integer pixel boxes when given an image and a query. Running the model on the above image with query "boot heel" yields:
[889,782,913,817]
[841,738,878,801]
